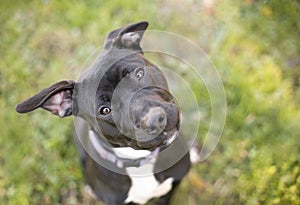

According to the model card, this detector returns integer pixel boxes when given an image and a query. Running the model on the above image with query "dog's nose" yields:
[141,107,167,134]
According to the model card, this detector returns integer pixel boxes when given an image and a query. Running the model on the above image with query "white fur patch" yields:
[85,185,97,199]
[113,147,174,204]
[189,146,200,164]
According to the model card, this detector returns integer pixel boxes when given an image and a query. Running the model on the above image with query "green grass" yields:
[1,0,300,204]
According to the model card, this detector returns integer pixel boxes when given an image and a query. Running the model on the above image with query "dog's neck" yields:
[88,130,159,168]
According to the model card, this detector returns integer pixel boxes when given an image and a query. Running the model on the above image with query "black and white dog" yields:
[16,21,194,205]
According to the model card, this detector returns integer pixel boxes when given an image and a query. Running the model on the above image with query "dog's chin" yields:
[135,128,179,150]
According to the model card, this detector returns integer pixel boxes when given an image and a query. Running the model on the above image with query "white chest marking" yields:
[113,147,174,204]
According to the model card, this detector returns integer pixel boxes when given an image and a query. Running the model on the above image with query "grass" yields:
[1,0,300,204]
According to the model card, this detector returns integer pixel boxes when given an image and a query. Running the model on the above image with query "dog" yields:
[16,21,192,205]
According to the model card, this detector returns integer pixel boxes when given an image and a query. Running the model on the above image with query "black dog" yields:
[16,21,192,205]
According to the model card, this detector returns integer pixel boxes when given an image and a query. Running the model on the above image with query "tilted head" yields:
[16,21,180,150]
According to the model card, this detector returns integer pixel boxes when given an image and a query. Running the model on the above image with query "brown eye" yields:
[135,67,144,80]
[98,106,111,115]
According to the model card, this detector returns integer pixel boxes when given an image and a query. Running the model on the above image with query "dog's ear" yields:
[16,80,75,118]
[104,21,148,51]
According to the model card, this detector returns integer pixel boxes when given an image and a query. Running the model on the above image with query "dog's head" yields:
[16,21,180,150]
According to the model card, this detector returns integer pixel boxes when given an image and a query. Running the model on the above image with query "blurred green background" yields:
[1,0,300,204]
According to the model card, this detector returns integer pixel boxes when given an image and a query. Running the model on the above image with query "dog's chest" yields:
[113,147,174,204]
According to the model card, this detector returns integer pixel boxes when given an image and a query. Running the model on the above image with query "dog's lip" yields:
[162,129,178,146]
[136,127,179,150]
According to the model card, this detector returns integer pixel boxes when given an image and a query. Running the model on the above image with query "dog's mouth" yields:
[135,126,179,150]
[160,127,179,146]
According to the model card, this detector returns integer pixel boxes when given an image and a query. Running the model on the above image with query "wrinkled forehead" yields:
[96,55,169,109]
[102,53,168,87]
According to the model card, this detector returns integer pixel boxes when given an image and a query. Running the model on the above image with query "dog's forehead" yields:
[112,53,150,70]
[97,62,169,106]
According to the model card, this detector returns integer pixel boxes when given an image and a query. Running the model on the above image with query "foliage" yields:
[1,0,300,204]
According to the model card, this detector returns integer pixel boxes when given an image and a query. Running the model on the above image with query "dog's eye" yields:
[135,67,145,80]
[98,106,111,115]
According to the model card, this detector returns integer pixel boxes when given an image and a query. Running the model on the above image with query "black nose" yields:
[140,107,167,134]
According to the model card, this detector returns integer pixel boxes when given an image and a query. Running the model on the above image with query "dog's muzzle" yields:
[128,87,180,149]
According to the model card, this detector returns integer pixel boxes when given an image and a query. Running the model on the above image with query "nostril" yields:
[158,115,165,124]
[149,126,157,133]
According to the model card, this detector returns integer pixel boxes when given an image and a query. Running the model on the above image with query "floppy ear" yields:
[104,21,149,51]
[16,80,75,118]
